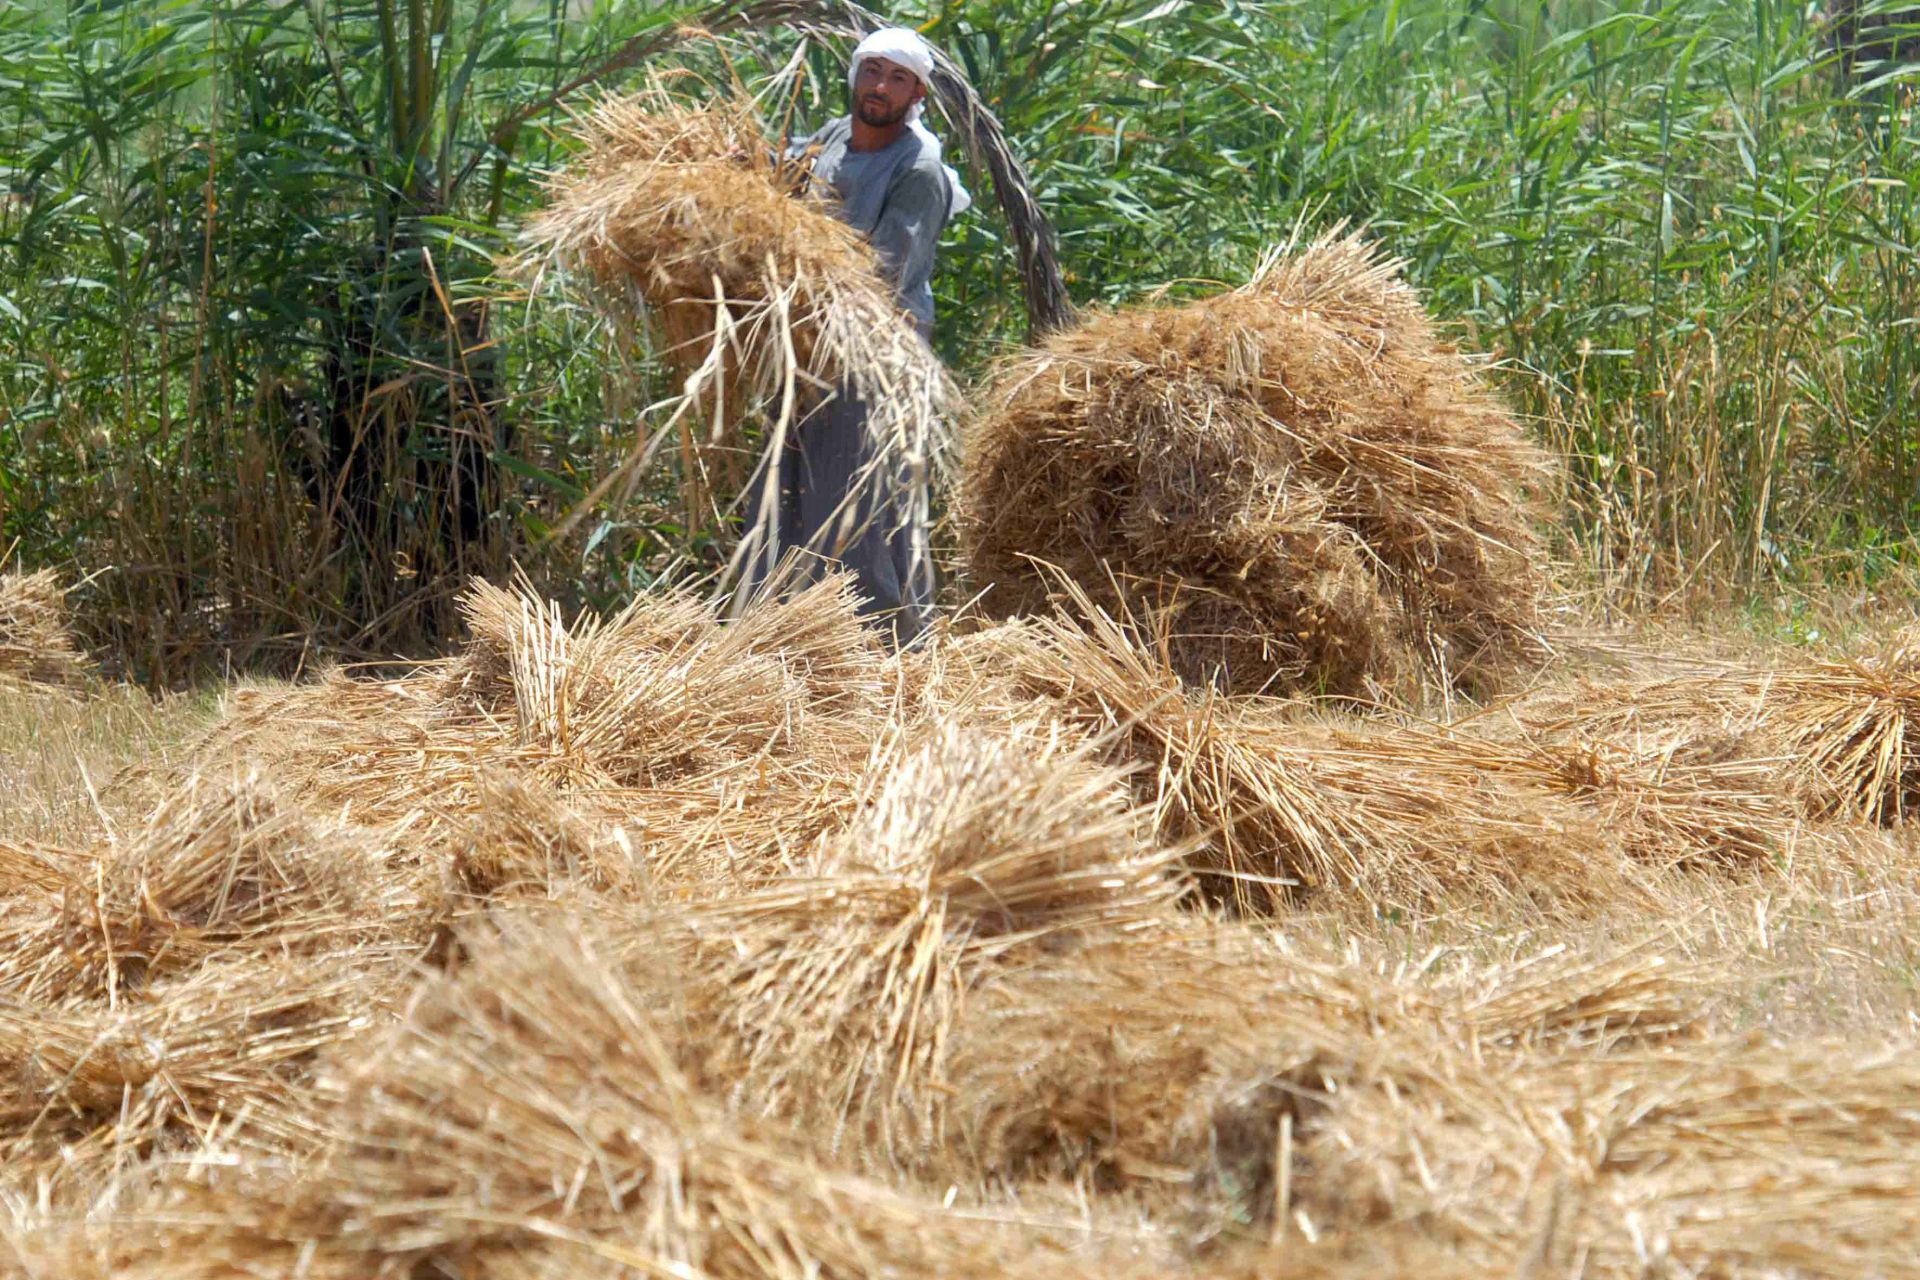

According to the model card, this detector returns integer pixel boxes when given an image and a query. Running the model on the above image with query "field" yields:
[3,567,1920,1278]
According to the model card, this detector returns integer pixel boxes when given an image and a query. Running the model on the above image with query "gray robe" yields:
[740,118,954,647]
[794,117,952,338]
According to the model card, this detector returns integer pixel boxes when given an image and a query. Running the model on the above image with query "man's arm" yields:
[868,163,950,321]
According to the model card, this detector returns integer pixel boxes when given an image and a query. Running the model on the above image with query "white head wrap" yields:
[847,27,973,217]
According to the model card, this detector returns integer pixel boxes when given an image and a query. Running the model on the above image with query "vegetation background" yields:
[4,0,1918,684]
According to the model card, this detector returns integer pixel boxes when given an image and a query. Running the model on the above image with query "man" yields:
[794,27,970,340]
[743,27,967,647]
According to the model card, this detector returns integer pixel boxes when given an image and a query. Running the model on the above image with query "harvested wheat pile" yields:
[654,721,1184,1166]
[1338,721,1806,873]
[191,575,891,890]
[0,569,89,688]
[450,773,645,901]
[0,773,430,1003]
[0,947,412,1202]
[1745,634,1920,824]
[942,928,1693,1212]
[523,89,953,587]
[436,573,891,882]
[1478,629,1920,826]
[0,769,430,1204]
[20,575,1920,1279]
[957,230,1553,700]
[438,574,886,788]
[1302,1037,1920,1278]
[37,915,1160,1280]
[952,600,1658,912]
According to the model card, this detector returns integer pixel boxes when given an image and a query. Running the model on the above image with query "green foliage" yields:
[912,0,1920,603]
[4,0,1920,679]
[0,0,672,676]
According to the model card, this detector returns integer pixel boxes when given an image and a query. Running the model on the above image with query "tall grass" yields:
[3,0,1919,679]
[926,0,1920,605]
[0,0,656,677]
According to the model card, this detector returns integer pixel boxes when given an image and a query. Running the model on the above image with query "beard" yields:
[856,94,912,128]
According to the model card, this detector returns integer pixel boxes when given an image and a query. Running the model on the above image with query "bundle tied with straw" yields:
[957,229,1555,700]
[0,568,90,688]
[523,87,955,594]
[1482,628,1920,826]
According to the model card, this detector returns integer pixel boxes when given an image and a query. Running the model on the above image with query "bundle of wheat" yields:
[0,948,411,1203]
[0,569,90,688]
[670,721,1184,1164]
[1476,637,1920,826]
[0,768,427,1208]
[1330,721,1805,872]
[945,602,1804,909]
[1747,635,1920,823]
[192,670,505,837]
[522,88,954,588]
[1301,1037,1920,1278]
[0,836,80,896]
[941,928,1693,1212]
[55,914,1161,1280]
[0,774,427,1003]
[957,230,1553,700]
[958,601,1651,913]
[450,774,646,902]
[189,576,893,891]
[435,574,890,883]
[437,575,885,789]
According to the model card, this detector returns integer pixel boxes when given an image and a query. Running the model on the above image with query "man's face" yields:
[854,55,925,128]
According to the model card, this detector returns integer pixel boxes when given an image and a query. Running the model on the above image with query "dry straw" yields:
[1739,633,1920,824]
[435,573,889,881]
[50,915,1155,1280]
[10,775,418,1002]
[522,87,954,600]
[1300,1037,1920,1277]
[450,773,645,900]
[0,772,431,1203]
[958,228,1554,701]
[950,592,1661,913]
[673,720,1185,1166]
[1480,628,1920,827]
[0,948,412,1204]
[0,568,90,688]
[194,575,891,889]
[438,573,886,792]
[8,577,1918,1278]
[942,929,1694,1221]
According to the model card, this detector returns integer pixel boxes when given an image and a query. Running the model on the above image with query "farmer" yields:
[741,26,969,647]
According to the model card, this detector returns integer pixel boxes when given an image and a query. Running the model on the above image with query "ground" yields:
[1,584,1917,1278]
